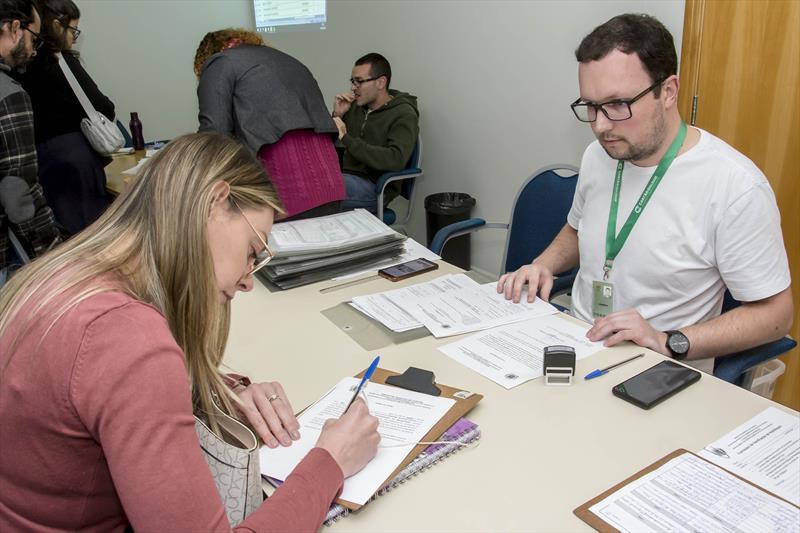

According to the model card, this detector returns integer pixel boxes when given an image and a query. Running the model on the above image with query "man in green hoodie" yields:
[332,53,419,213]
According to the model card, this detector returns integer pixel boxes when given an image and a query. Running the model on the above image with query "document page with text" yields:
[589,453,799,533]
[700,407,799,506]
[439,314,603,388]
[259,377,454,505]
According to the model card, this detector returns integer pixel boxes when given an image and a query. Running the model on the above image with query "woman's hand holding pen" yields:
[315,398,380,478]
[235,381,301,449]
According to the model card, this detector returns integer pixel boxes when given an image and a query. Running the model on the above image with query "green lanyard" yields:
[604,122,687,280]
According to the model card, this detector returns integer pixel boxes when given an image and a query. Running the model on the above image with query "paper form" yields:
[350,274,559,337]
[269,209,396,254]
[589,453,799,533]
[259,377,454,505]
[350,273,478,332]
[438,314,603,388]
[699,407,800,506]
[402,282,559,338]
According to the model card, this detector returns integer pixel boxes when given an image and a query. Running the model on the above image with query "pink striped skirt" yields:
[257,130,345,217]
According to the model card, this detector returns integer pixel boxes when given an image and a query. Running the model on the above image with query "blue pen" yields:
[345,356,380,411]
[584,353,644,380]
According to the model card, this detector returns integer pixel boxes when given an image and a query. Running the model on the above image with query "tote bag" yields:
[195,401,263,526]
[56,52,124,156]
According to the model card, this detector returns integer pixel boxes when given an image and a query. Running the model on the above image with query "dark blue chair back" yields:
[398,140,422,201]
[504,166,579,275]
[116,120,133,148]
[712,289,796,385]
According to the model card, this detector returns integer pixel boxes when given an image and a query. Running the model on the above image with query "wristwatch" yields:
[665,330,690,360]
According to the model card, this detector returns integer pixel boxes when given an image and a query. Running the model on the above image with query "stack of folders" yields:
[256,209,406,290]
[262,418,481,526]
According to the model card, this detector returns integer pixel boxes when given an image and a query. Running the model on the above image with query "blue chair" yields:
[376,136,423,232]
[7,229,31,264]
[116,120,133,148]
[430,164,579,294]
[712,290,796,386]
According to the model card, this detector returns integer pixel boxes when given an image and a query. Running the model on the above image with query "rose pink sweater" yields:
[0,291,342,532]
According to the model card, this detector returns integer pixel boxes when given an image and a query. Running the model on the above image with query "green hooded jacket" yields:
[341,89,420,194]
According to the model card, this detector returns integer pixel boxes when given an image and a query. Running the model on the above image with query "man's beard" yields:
[598,110,667,164]
[9,38,33,72]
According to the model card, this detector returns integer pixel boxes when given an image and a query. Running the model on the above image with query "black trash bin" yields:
[425,192,476,270]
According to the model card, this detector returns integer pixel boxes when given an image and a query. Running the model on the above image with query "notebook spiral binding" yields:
[324,418,480,526]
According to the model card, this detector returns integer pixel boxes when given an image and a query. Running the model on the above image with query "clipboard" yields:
[336,366,483,511]
[573,448,799,532]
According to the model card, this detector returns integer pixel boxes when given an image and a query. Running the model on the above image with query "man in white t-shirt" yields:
[497,14,792,372]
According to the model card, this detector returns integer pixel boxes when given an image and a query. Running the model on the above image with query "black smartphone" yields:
[612,360,701,410]
[378,258,438,282]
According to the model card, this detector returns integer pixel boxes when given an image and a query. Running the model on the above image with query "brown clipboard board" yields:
[573,448,799,532]
[336,367,483,511]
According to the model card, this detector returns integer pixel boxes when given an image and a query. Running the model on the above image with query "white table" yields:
[224,262,793,532]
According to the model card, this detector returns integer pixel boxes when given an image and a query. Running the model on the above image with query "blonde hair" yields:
[0,132,282,429]
[194,28,266,77]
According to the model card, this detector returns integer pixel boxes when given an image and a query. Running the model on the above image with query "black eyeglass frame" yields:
[570,77,667,123]
[23,25,44,50]
[66,24,81,40]
[349,76,380,87]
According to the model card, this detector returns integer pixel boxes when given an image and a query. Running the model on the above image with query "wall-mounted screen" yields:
[254,1,326,33]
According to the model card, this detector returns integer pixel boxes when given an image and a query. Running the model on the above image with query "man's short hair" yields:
[355,52,391,88]
[575,14,677,96]
[0,0,36,30]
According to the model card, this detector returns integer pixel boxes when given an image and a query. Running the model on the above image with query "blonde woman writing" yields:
[0,133,379,531]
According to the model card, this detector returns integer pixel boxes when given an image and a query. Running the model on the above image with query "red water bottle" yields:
[129,112,145,150]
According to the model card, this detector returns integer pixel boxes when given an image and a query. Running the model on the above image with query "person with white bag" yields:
[15,0,117,235]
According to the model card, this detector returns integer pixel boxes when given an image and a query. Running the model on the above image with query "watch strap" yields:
[665,330,690,360]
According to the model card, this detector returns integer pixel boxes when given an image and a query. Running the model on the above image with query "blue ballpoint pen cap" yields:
[584,369,607,380]
[364,355,380,380]
[346,356,381,411]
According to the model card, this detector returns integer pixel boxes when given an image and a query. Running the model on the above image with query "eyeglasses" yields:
[349,76,378,87]
[23,26,43,50]
[230,198,274,275]
[570,78,666,123]
[66,25,80,41]
[56,19,80,41]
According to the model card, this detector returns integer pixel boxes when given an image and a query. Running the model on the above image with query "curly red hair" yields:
[194,28,265,77]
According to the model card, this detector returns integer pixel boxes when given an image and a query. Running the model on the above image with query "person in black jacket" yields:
[15,0,114,235]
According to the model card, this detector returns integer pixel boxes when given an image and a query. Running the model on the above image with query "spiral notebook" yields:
[323,417,480,525]
[262,417,480,526]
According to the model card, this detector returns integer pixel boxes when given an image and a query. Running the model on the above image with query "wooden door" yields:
[679,0,799,410]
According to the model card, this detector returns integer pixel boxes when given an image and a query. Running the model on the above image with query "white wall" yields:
[79,0,684,276]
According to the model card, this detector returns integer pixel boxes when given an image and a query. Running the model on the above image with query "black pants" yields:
[37,132,110,236]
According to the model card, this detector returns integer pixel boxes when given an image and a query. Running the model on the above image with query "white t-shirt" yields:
[567,128,790,373]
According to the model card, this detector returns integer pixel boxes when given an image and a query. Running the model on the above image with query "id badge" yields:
[592,280,614,318]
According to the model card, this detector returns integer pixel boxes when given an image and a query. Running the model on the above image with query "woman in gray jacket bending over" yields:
[195,29,344,220]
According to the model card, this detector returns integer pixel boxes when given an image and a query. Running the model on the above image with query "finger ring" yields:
[267,393,279,402]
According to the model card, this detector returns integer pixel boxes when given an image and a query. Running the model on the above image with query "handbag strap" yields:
[197,397,259,452]
[56,52,99,118]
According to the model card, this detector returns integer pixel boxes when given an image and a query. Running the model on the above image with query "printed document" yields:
[589,453,799,533]
[269,209,396,254]
[439,314,603,388]
[699,406,799,506]
[259,377,455,505]
[349,273,477,332]
[351,274,558,337]
[402,281,559,337]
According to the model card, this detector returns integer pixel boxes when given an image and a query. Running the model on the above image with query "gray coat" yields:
[197,45,336,152]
